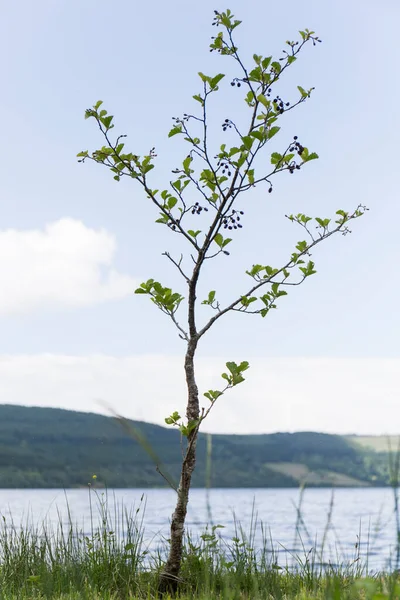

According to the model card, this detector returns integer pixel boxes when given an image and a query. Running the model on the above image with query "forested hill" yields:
[0,404,394,489]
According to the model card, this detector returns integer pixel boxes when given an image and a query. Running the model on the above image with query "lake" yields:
[0,487,398,572]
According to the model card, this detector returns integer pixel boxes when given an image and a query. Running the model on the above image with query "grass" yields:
[264,462,367,486]
[347,435,400,453]
[0,488,400,599]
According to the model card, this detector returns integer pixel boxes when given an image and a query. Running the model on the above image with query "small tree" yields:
[78,9,366,592]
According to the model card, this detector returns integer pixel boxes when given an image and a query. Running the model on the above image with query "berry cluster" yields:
[286,136,305,174]
[222,119,232,132]
[222,210,244,230]
[273,96,290,114]
[230,78,242,88]
[289,136,305,156]
[191,202,209,215]
[288,163,301,174]
[212,10,221,25]
[217,160,232,177]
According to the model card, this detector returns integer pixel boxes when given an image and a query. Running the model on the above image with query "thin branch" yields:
[162,252,190,283]
[197,209,364,339]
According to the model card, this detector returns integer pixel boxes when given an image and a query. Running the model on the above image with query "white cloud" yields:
[0,219,135,315]
[0,354,399,435]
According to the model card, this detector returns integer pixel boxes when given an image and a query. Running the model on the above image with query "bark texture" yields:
[158,338,199,595]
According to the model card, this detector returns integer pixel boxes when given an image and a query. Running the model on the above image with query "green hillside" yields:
[0,404,394,488]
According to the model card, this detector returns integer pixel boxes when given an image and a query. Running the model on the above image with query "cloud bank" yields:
[0,219,135,314]
[0,354,398,435]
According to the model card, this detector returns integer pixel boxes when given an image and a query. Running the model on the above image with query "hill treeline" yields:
[0,405,393,488]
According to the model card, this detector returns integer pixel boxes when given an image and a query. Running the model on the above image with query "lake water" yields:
[0,487,398,573]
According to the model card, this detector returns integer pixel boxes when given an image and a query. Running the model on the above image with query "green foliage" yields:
[202,290,216,305]
[135,279,183,314]
[0,405,393,489]
[78,10,367,581]
[1,481,398,600]
[221,361,250,386]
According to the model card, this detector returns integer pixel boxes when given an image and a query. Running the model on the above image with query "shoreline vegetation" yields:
[1,406,400,597]
[0,487,400,599]
[0,405,398,489]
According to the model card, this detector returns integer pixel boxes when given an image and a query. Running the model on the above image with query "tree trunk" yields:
[158,338,199,595]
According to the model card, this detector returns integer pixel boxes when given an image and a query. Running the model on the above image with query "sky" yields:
[0,0,399,435]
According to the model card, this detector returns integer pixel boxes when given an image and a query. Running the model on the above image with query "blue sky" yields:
[0,0,399,434]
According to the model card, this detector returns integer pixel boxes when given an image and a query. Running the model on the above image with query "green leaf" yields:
[167,197,177,209]
[228,147,240,157]
[246,264,263,277]
[250,130,265,142]
[296,240,308,252]
[247,169,255,185]
[267,126,280,140]
[202,290,216,306]
[210,73,225,89]
[283,153,295,164]
[187,419,199,434]
[241,295,257,307]
[188,229,201,239]
[248,66,262,82]
[271,152,283,165]
[168,125,182,138]
[77,150,88,158]
[204,389,223,402]
[241,136,254,151]
[193,94,204,105]
[183,156,192,173]
[261,56,272,70]
[198,72,210,83]
[297,85,308,98]
[299,260,317,277]
[101,115,113,129]
[271,283,280,295]
[245,90,255,106]
[304,152,319,162]
[94,100,103,110]
[214,233,224,248]
[236,152,248,168]
[271,61,281,74]
[257,94,269,109]
[287,56,297,65]
[155,213,169,224]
